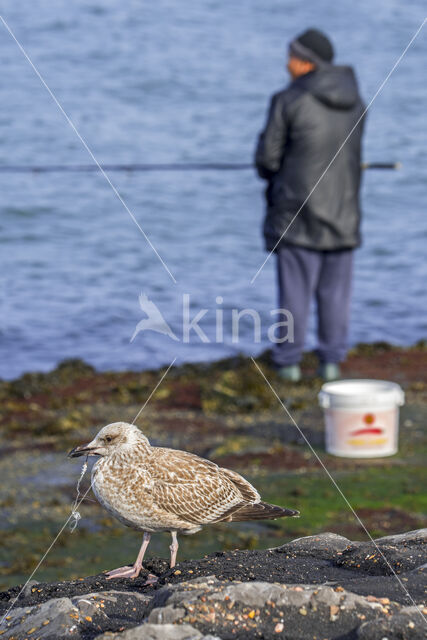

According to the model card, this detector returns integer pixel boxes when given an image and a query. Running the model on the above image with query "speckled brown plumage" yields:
[68,422,299,579]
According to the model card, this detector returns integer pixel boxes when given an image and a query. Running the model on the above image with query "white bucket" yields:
[318,379,405,458]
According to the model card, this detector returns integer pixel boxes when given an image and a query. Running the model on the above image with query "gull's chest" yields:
[91,456,154,529]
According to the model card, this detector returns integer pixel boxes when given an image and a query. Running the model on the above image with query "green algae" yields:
[0,344,426,589]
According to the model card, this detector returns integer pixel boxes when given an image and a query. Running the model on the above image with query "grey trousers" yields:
[272,245,354,367]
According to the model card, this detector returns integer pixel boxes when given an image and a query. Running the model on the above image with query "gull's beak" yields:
[68,440,99,458]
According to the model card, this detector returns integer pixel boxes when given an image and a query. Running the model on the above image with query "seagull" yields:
[130,293,179,342]
[68,422,299,579]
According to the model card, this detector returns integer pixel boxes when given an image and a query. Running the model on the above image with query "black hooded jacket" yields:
[255,66,365,251]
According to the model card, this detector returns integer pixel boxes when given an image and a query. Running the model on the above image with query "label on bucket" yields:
[325,408,398,457]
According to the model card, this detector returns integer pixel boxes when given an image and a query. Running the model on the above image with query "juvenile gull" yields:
[68,422,299,579]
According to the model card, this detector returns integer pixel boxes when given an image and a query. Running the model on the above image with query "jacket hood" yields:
[297,66,360,110]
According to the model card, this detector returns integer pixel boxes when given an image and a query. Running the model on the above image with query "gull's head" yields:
[68,422,149,458]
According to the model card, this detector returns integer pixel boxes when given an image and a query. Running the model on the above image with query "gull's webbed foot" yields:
[105,564,142,579]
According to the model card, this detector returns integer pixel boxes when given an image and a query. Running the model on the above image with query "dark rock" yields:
[0,530,425,639]
[0,597,82,639]
[336,528,427,575]
[97,623,205,639]
[71,590,153,628]
[0,564,163,612]
[0,589,153,639]
[156,529,425,606]
[158,547,352,589]
[137,578,401,640]
[357,605,427,640]
[324,564,425,607]
[276,531,352,558]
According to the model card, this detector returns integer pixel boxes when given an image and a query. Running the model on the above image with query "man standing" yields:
[255,28,365,381]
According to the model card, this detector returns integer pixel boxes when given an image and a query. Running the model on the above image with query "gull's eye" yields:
[105,435,113,443]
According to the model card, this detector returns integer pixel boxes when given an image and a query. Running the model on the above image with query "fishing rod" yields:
[0,162,401,173]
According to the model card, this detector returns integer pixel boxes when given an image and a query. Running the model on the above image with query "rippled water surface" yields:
[1,1,427,379]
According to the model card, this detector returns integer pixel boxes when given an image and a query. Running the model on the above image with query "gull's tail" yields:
[230,501,299,522]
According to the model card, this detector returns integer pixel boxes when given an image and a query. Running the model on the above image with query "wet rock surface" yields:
[0,529,425,639]
[0,590,153,639]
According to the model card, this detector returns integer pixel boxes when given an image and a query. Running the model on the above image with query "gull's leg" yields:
[169,531,179,568]
[106,532,151,579]
[143,531,178,586]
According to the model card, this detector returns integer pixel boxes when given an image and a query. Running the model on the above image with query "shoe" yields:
[318,363,341,381]
[278,365,302,382]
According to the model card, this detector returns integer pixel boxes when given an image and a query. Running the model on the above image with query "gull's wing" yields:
[219,467,261,503]
[149,448,254,525]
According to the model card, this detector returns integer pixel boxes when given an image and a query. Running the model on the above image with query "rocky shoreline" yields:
[0,529,425,639]
[0,343,426,637]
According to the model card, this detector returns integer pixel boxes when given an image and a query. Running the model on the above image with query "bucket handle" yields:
[318,391,330,409]
[395,388,405,406]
